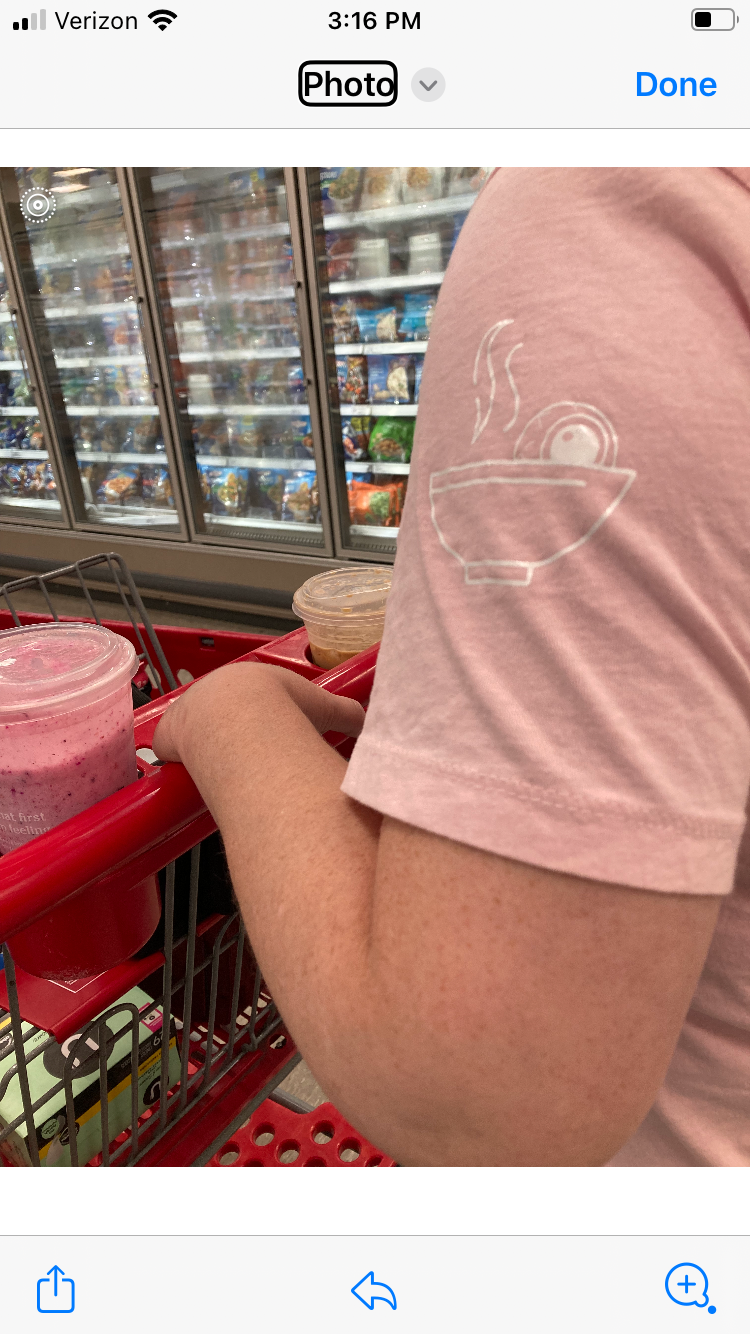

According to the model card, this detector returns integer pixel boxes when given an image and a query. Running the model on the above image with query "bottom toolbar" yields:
[4,1234,746,1332]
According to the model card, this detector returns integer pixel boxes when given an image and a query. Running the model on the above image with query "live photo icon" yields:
[12,7,46,27]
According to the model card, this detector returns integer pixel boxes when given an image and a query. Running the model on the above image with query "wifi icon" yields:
[148,7,176,28]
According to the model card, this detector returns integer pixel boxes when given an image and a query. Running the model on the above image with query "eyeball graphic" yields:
[548,423,601,465]
[514,402,617,468]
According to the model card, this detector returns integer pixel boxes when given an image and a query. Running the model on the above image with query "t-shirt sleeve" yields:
[341,167,750,896]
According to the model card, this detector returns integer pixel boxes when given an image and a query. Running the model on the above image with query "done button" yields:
[299,61,398,107]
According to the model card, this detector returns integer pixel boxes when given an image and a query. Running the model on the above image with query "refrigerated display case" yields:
[0,166,490,581]
[302,167,488,557]
[0,252,63,524]
[0,168,184,536]
[132,168,331,554]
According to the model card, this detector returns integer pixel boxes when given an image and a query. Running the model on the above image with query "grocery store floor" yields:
[5,582,328,1110]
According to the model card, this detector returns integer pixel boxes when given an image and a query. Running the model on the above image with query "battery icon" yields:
[692,8,736,27]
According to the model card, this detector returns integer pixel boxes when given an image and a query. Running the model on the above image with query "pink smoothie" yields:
[0,623,138,855]
[0,688,136,853]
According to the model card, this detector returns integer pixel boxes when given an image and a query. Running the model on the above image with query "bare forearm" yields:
[169,668,382,1058]
[153,664,720,1167]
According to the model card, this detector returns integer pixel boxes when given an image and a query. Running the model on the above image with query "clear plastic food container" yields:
[0,622,161,980]
[293,566,393,669]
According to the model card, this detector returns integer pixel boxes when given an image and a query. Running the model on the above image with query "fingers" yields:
[324,693,366,738]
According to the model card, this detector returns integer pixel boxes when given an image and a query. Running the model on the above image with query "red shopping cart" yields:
[0,553,383,1167]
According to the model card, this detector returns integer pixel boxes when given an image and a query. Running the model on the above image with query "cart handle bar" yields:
[0,647,378,941]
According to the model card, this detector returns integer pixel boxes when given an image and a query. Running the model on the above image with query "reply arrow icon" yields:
[351,1271,398,1310]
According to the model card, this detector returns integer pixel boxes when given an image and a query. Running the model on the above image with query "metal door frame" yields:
[124,166,336,561]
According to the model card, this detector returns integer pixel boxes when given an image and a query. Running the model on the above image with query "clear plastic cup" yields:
[293,566,392,669]
[0,622,161,980]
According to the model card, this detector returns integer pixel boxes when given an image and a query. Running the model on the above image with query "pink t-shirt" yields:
[342,167,750,1166]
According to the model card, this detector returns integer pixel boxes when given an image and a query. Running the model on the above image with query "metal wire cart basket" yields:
[0,553,379,1167]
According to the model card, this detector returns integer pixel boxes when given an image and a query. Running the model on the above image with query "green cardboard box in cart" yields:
[0,985,180,1166]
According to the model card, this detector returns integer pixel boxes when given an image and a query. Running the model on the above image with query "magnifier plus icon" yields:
[665,1263,717,1314]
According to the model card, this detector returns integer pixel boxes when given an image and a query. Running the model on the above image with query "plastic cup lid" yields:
[292,566,393,622]
[0,622,137,718]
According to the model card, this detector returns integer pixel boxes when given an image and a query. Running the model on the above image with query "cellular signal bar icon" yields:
[13,7,46,26]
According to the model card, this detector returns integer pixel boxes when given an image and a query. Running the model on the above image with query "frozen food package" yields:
[226,417,265,457]
[330,297,360,344]
[140,467,173,508]
[447,167,490,196]
[346,467,373,486]
[337,355,369,404]
[320,167,362,213]
[399,290,436,341]
[282,469,317,523]
[368,416,415,463]
[287,361,306,402]
[414,356,424,403]
[0,463,25,495]
[354,235,391,279]
[325,232,356,282]
[192,419,229,457]
[368,354,414,404]
[402,168,445,204]
[347,479,404,527]
[360,168,402,210]
[97,467,141,506]
[342,416,371,460]
[249,468,285,520]
[408,232,443,275]
[199,465,249,516]
[357,306,399,343]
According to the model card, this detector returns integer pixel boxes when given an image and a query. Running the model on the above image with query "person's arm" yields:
[152,661,719,1167]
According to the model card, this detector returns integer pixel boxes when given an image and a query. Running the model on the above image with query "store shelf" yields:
[75,451,166,465]
[64,405,159,417]
[178,346,300,364]
[348,524,398,539]
[30,244,131,271]
[0,495,61,510]
[334,341,428,356]
[56,354,147,369]
[159,220,290,252]
[0,360,23,371]
[339,403,417,417]
[207,513,323,533]
[196,455,315,471]
[85,504,179,527]
[0,449,48,460]
[43,299,137,320]
[0,407,40,417]
[346,460,410,475]
[330,272,444,296]
[323,192,479,232]
[170,287,295,309]
[187,403,309,417]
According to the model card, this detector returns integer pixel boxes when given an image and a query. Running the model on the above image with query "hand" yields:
[152,661,365,764]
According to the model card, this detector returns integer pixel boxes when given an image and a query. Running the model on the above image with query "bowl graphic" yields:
[429,458,636,585]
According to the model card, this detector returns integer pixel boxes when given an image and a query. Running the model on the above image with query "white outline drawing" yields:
[431,320,637,586]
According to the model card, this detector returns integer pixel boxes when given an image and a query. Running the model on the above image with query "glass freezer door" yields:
[306,167,488,557]
[0,168,184,534]
[0,253,64,524]
[134,169,329,551]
